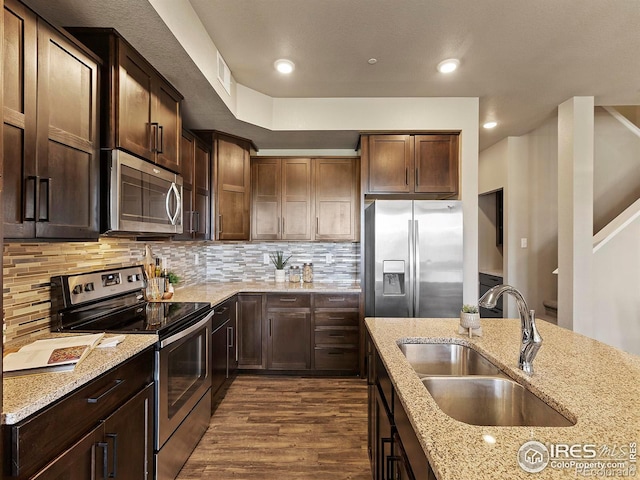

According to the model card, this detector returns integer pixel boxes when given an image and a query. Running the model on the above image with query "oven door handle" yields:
[160,309,214,348]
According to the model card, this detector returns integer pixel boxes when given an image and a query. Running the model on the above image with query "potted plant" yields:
[269,250,291,282]
[460,304,480,330]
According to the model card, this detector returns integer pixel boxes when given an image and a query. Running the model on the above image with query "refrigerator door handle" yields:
[414,220,420,316]
[408,218,414,317]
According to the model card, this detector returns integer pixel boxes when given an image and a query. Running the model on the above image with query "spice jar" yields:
[289,265,301,283]
[302,263,314,283]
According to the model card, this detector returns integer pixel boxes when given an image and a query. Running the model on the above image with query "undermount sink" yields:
[398,342,574,427]
[398,343,503,376]
[421,376,575,427]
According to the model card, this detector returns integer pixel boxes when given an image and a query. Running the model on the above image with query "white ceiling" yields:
[23,0,640,151]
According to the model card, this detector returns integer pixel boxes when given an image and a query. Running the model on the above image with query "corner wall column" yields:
[557,96,594,331]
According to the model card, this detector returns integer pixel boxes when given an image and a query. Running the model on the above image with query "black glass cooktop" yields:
[59,295,211,338]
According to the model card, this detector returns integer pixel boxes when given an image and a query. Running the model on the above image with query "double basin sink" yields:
[399,343,574,427]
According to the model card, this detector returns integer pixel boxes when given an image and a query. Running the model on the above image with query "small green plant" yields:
[461,304,479,314]
[167,272,180,284]
[269,250,291,270]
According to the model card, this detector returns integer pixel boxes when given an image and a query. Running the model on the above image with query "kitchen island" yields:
[367,317,640,479]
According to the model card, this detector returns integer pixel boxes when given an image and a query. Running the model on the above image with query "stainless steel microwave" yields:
[104,149,183,235]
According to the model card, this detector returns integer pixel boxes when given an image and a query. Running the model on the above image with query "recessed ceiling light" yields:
[483,121,498,129]
[274,59,295,74]
[437,58,460,74]
[368,58,378,65]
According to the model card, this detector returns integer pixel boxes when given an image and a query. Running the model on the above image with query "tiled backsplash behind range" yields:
[3,238,360,343]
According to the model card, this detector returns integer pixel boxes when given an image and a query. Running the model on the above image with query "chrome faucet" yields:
[478,284,542,375]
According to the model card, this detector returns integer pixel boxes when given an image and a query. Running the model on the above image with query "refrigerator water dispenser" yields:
[383,260,405,295]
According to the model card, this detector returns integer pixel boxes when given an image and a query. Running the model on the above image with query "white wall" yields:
[587,214,640,355]
[526,116,559,318]
[594,107,640,233]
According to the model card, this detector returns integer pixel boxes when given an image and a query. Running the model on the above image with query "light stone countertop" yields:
[366,317,640,479]
[2,334,157,425]
[169,280,361,306]
[2,281,359,425]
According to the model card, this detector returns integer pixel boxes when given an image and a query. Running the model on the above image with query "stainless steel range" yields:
[52,265,212,480]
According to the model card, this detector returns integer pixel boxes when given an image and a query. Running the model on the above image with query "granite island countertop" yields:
[168,280,361,306]
[2,333,157,425]
[366,317,640,479]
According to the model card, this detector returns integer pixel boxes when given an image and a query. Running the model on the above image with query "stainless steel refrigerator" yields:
[364,200,463,318]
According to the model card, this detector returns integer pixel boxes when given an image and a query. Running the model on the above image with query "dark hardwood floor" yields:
[176,375,371,479]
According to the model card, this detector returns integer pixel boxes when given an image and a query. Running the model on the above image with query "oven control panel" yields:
[61,265,147,306]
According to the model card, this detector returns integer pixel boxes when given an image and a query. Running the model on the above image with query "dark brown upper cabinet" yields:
[3,0,100,240]
[195,131,252,241]
[364,133,459,197]
[251,157,313,241]
[314,158,359,241]
[67,28,183,174]
[176,129,211,240]
[252,156,359,241]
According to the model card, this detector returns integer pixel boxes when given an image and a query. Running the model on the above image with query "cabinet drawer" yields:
[314,311,359,327]
[8,348,154,478]
[314,328,359,345]
[212,297,234,329]
[314,293,359,309]
[479,273,503,287]
[266,294,311,308]
[314,347,359,370]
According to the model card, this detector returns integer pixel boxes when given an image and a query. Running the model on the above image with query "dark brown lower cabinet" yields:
[4,348,154,479]
[237,292,360,373]
[211,296,238,412]
[267,311,311,370]
[368,338,436,480]
[237,294,265,369]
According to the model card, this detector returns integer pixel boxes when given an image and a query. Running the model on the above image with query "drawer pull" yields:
[328,297,345,302]
[106,433,118,478]
[87,379,125,404]
[328,351,344,356]
[215,306,229,315]
[328,334,345,338]
[98,441,109,479]
[279,298,297,302]
[328,316,345,320]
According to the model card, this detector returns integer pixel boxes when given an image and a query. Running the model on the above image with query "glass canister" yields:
[302,263,314,283]
[289,265,301,283]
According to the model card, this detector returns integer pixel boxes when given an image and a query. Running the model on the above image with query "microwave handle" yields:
[165,182,181,226]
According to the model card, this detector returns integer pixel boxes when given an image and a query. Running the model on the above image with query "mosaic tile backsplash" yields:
[3,238,360,343]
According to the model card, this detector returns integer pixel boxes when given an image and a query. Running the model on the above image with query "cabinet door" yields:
[117,43,154,162]
[368,135,413,193]
[3,0,37,238]
[414,134,458,194]
[216,134,250,240]
[193,139,211,239]
[227,298,239,374]
[267,311,311,370]
[211,320,229,397]
[31,425,104,480]
[176,130,195,239]
[374,386,393,480]
[35,21,99,239]
[314,158,358,241]
[282,158,312,240]
[153,81,182,173]
[103,383,154,480]
[251,157,281,240]
[237,294,264,369]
